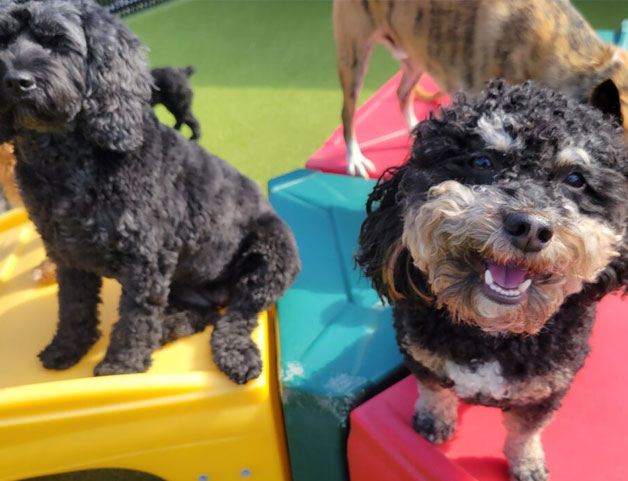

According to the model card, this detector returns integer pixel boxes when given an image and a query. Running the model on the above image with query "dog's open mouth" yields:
[481,259,532,305]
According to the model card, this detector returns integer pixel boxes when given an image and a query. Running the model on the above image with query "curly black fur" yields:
[357,79,628,479]
[0,0,300,384]
[150,66,201,140]
[358,79,628,385]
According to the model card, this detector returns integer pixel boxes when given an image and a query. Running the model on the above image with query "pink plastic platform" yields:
[306,73,450,179]
[348,294,628,481]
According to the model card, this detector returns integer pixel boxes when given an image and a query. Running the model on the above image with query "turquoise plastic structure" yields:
[269,170,404,481]
[596,20,628,48]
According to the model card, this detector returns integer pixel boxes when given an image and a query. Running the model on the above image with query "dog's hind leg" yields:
[159,285,221,345]
[171,109,200,140]
[39,268,102,370]
[210,214,300,384]
[160,306,219,345]
[397,60,423,131]
[185,114,201,141]
[503,397,561,481]
[167,103,186,132]
[334,0,377,179]
[413,379,458,444]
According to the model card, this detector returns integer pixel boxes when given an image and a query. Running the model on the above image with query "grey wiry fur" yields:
[0,0,300,384]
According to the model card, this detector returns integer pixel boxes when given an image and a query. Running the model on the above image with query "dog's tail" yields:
[181,66,196,78]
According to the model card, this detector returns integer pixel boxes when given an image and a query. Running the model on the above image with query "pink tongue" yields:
[487,260,527,289]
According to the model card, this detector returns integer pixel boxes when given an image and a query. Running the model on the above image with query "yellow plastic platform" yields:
[0,209,291,481]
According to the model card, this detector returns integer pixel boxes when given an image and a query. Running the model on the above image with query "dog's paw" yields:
[94,356,151,376]
[510,462,549,481]
[347,151,376,179]
[39,335,97,370]
[211,333,262,384]
[413,410,456,444]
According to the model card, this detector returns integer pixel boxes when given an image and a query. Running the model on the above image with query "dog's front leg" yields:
[503,401,557,481]
[94,263,170,376]
[413,379,459,444]
[39,267,102,370]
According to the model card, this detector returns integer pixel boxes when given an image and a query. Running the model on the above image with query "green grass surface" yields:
[573,1,628,28]
[126,0,397,190]
[125,0,628,190]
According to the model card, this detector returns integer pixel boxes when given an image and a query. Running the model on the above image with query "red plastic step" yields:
[306,73,450,179]
[348,294,628,481]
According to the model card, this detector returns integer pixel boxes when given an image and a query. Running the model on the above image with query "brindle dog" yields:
[334,0,628,177]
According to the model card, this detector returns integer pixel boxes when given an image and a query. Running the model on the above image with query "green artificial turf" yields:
[126,0,397,190]
[124,0,628,191]
[573,1,628,29]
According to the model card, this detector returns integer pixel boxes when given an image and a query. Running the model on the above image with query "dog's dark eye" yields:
[564,172,585,188]
[470,157,492,169]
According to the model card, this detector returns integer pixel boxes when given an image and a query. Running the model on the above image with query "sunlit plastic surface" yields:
[0,209,290,481]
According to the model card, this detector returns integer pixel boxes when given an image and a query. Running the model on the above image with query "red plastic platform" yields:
[348,294,628,481]
[306,73,450,179]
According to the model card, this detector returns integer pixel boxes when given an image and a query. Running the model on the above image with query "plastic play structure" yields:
[1,21,628,481]
[0,214,289,481]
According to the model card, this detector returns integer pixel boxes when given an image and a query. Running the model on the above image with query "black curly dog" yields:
[357,80,628,481]
[151,66,201,140]
[0,0,300,384]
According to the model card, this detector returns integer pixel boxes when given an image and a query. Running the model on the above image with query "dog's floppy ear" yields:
[589,79,623,126]
[583,236,628,301]
[78,0,153,152]
[356,165,433,304]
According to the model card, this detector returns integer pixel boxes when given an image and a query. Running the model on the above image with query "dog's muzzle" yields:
[401,180,621,333]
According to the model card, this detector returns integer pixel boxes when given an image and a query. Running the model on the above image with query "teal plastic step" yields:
[269,170,404,481]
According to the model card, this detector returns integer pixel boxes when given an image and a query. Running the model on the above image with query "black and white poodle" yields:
[151,65,201,140]
[357,79,628,480]
[0,0,300,384]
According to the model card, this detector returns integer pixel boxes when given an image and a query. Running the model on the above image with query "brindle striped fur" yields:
[334,0,628,177]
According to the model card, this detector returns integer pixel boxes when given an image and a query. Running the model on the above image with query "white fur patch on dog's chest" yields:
[445,360,522,400]
[404,340,573,403]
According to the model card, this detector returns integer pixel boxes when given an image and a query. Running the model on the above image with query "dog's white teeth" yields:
[519,279,532,293]
[485,270,529,298]
[487,281,521,297]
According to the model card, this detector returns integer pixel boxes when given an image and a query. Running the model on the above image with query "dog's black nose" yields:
[504,212,553,253]
[4,71,36,94]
